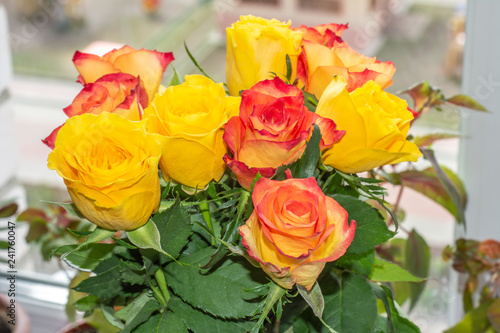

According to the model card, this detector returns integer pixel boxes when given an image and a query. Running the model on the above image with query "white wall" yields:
[459,0,500,241]
[0,5,16,192]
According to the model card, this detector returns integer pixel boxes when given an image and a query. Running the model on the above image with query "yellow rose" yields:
[47,113,162,231]
[144,75,240,188]
[316,77,422,173]
[226,15,303,96]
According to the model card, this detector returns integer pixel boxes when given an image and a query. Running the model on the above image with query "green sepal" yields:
[126,219,175,261]
[168,65,182,87]
[298,282,324,318]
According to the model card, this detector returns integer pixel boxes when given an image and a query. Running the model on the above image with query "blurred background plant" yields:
[442,238,500,332]
[16,204,92,261]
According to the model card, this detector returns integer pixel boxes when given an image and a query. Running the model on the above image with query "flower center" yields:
[92,139,130,169]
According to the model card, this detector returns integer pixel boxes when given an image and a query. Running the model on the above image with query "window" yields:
[240,0,279,5]
[298,0,342,12]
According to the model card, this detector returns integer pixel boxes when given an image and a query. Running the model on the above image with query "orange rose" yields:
[223,77,344,190]
[294,24,395,99]
[42,73,146,149]
[72,45,173,105]
[240,176,356,290]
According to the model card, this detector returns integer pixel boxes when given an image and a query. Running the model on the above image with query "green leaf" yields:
[134,311,188,333]
[43,201,85,219]
[74,295,99,312]
[330,194,394,255]
[55,244,117,270]
[112,237,137,249]
[16,208,48,222]
[169,297,253,333]
[398,81,431,110]
[25,221,49,243]
[446,94,488,111]
[0,203,18,218]
[370,283,421,333]
[394,165,466,223]
[184,42,214,82]
[250,282,287,333]
[406,229,430,311]
[67,229,93,237]
[101,304,124,330]
[335,250,375,277]
[127,219,173,260]
[202,190,250,269]
[152,200,192,264]
[285,54,292,82]
[59,226,115,260]
[66,271,91,323]
[294,124,321,179]
[322,272,378,332]
[376,238,412,305]
[412,133,460,148]
[304,90,319,113]
[293,316,321,333]
[444,300,493,333]
[298,282,324,318]
[370,258,425,283]
[164,247,266,319]
[116,292,163,333]
[74,264,123,298]
[487,298,500,331]
[422,148,467,224]
[92,254,121,274]
[121,259,147,285]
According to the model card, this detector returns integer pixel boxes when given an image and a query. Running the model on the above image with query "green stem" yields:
[236,190,251,224]
[199,195,215,245]
[154,267,171,304]
[149,282,167,307]
[250,283,286,333]
[319,317,339,333]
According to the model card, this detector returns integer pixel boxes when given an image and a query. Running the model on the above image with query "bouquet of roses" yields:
[40,15,483,333]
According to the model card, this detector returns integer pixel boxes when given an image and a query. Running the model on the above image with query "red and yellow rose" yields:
[294,24,395,99]
[223,76,344,190]
[293,23,347,48]
[43,73,147,149]
[73,45,174,105]
[240,176,356,290]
